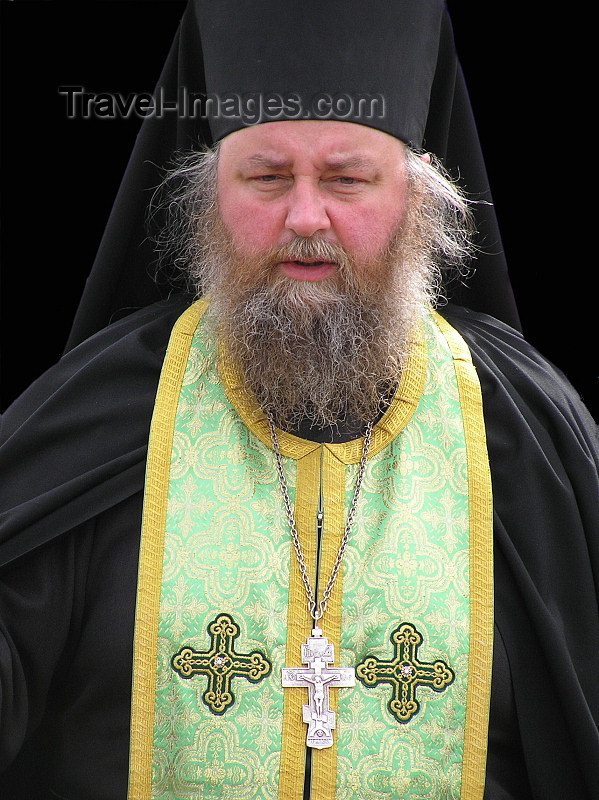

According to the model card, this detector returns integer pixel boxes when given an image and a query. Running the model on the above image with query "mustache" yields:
[264,236,351,268]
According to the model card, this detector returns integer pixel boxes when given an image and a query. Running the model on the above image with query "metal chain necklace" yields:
[267,414,373,749]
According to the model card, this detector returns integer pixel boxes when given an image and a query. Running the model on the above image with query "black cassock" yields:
[1,295,597,799]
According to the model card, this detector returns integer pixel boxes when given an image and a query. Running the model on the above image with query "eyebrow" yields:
[322,155,377,171]
[243,153,378,171]
[245,154,292,169]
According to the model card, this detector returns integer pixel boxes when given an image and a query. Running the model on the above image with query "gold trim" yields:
[311,447,346,797]
[277,443,349,799]
[219,319,427,465]
[278,449,320,799]
[127,299,207,799]
[434,312,494,800]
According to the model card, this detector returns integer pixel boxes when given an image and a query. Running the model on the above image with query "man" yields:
[1,2,598,799]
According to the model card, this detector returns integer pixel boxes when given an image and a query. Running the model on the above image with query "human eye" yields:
[251,173,290,191]
[326,174,365,192]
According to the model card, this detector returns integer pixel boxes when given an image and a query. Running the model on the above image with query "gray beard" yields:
[200,220,438,432]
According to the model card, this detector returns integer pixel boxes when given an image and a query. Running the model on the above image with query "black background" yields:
[1,2,594,418]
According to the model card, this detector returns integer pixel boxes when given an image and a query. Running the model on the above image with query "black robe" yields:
[1,295,598,799]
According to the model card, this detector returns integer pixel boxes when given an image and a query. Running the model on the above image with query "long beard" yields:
[197,212,437,432]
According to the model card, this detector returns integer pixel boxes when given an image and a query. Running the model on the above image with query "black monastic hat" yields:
[65,0,520,351]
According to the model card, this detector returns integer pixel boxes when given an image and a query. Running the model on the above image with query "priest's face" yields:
[196,119,439,432]
[216,120,410,288]
[162,121,471,431]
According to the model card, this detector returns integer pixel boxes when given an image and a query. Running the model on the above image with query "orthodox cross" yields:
[171,613,271,715]
[356,622,454,723]
[282,627,355,749]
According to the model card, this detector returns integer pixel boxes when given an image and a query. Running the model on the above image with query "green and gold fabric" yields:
[128,299,493,799]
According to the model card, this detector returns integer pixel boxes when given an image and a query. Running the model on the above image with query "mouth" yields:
[294,260,325,266]
[278,259,337,281]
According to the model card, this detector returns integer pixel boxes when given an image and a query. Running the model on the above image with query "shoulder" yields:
[439,304,599,571]
[1,294,192,437]
[439,303,598,440]
[439,303,599,533]
[0,294,193,565]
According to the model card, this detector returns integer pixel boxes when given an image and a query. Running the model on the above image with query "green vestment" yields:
[128,300,493,800]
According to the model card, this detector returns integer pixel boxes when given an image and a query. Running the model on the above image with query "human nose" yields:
[285,180,331,238]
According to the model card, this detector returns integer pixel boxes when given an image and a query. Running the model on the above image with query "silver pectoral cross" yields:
[281,627,355,749]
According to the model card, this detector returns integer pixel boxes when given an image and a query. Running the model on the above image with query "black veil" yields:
[62,0,521,351]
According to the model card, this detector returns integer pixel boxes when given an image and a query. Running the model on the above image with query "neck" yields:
[283,390,394,444]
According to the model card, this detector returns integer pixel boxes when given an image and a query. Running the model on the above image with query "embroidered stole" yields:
[128,299,493,799]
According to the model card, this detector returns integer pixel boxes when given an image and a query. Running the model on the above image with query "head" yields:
[155,120,474,431]
[68,0,518,357]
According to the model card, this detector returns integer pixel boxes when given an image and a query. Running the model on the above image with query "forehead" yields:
[217,120,406,169]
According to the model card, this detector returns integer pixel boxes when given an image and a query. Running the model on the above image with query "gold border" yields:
[127,299,207,799]
[276,446,349,800]
[219,320,427,466]
[278,449,320,799]
[311,447,347,797]
[434,312,494,800]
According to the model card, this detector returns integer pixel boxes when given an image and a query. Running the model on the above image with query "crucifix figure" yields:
[282,627,355,749]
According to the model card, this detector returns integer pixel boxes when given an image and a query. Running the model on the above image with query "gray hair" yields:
[404,148,476,268]
[150,142,221,294]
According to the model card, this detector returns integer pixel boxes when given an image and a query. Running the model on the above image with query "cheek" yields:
[218,194,282,251]
[334,182,409,255]
[336,205,404,256]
